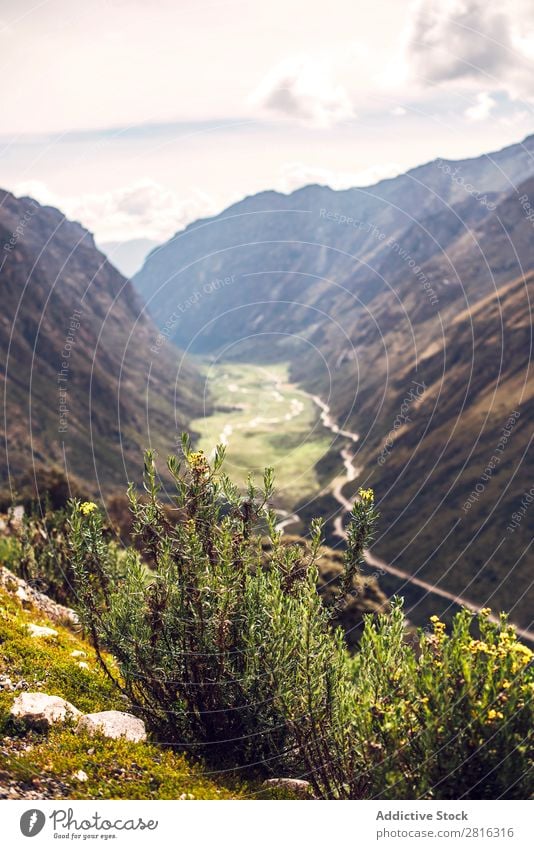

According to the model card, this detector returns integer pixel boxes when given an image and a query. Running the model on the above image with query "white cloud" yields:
[252,54,355,127]
[464,91,497,120]
[403,0,534,102]
[277,161,402,193]
[14,179,218,243]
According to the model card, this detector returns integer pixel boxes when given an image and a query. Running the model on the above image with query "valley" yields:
[133,133,534,634]
[190,361,333,509]
[191,359,534,641]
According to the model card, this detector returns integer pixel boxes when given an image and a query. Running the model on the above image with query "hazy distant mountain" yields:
[134,133,534,356]
[133,133,534,626]
[0,191,203,494]
[99,238,159,278]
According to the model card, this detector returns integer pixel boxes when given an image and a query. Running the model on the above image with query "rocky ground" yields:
[0,564,243,800]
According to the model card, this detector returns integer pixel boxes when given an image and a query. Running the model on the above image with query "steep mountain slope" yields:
[0,190,203,495]
[133,133,534,628]
[134,133,534,357]
[335,269,533,626]
[293,173,534,628]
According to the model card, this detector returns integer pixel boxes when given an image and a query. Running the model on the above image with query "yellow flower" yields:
[501,680,511,690]
[468,639,496,656]
[79,501,97,515]
[479,607,492,616]
[358,487,374,504]
[188,450,209,472]
[486,709,504,722]
[429,615,446,640]
[513,644,533,662]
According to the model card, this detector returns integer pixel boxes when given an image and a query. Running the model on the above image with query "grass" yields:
[0,580,243,800]
[190,361,331,507]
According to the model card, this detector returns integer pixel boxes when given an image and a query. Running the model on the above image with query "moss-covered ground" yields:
[0,581,244,800]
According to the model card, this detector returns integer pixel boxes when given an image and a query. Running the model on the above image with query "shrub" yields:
[15,508,76,606]
[68,440,365,770]
[8,507,118,609]
[292,604,533,799]
[67,442,533,797]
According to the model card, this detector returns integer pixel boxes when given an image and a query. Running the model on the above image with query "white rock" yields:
[70,650,86,658]
[73,770,89,782]
[76,662,90,671]
[9,505,24,527]
[15,585,30,606]
[10,692,81,728]
[0,565,78,627]
[27,623,58,639]
[76,711,147,742]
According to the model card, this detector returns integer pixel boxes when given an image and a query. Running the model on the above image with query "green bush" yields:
[4,505,122,609]
[67,442,533,797]
[68,440,369,770]
[289,604,533,799]
[15,508,75,606]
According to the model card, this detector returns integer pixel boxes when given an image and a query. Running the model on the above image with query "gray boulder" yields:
[10,692,81,729]
[76,711,147,742]
[27,623,58,638]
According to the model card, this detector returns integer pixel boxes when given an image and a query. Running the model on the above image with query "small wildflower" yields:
[486,709,504,722]
[480,607,492,616]
[79,501,97,515]
[188,450,210,479]
[358,487,374,504]
[468,639,496,656]
[514,644,533,662]
[430,615,446,641]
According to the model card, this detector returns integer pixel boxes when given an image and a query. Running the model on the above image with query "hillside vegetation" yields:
[0,566,241,800]
[1,446,530,800]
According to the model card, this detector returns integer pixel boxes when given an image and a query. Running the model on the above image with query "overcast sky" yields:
[1,0,534,242]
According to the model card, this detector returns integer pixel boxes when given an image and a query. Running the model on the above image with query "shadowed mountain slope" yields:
[0,190,203,495]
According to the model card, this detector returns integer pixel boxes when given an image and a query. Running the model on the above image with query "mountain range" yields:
[133,134,534,628]
[0,132,532,628]
[98,238,159,279]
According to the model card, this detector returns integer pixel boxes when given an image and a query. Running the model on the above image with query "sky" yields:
[1,0,534,244]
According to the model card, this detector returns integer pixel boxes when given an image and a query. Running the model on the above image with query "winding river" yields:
[308,394,534,644]
[196,363,534,643]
